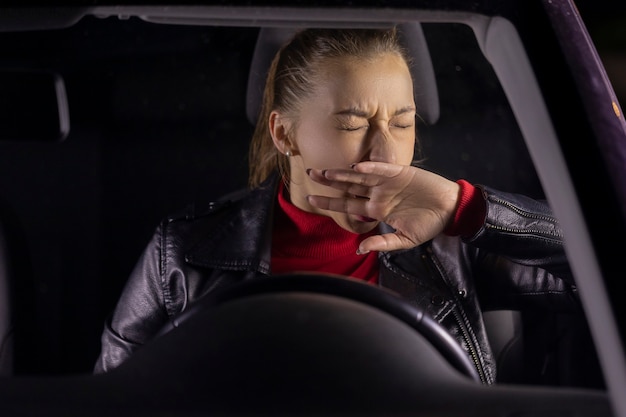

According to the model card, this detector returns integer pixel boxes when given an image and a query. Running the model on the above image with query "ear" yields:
[269,110,292,155]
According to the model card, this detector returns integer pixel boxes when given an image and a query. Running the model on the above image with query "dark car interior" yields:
[0,2,620,415]
[0,10,603,382]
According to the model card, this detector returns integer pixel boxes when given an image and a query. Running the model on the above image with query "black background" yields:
[576,0,626,106]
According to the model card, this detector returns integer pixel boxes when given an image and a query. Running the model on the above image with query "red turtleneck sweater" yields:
[271,182,380,283]
[270,179,484,285]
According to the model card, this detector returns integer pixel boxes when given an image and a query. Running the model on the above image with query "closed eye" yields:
[337,123,368,131]
[391,114,416,129]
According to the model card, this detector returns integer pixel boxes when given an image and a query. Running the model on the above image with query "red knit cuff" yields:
[444,180,486,237]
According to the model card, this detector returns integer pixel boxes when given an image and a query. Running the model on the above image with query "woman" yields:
[94,28,576,384]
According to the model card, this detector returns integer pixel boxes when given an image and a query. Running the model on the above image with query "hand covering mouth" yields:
[350,195,376,222]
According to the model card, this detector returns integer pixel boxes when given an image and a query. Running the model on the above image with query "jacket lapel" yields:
[185,174,280,275]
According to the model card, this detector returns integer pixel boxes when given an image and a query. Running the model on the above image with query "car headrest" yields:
[0,70,69,142]
[245,23,440,126]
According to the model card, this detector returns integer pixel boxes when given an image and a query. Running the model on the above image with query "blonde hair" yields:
[248,27,414,188]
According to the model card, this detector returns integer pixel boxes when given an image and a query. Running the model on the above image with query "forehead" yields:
[320,52,410,77]
[310,53,415,109]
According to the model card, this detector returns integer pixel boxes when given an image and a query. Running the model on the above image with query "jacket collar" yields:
[185,173,281,275]
[184,172,398,275]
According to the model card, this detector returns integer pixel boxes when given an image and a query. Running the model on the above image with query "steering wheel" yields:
[158,273,481,383]
[0,273,610,415]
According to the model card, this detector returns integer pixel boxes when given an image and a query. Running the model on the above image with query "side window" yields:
[418,23,544,199]
[415,22,604,389]
[0,17,258,373]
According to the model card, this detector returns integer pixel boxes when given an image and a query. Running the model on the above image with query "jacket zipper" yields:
[424,247,490,384]
[485,223,562,239]
[487,197,562,239]
[451,308,489,384]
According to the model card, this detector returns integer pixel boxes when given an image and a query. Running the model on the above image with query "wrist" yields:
[444,180,486,237]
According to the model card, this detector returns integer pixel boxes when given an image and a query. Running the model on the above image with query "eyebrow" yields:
[334,106,416,118]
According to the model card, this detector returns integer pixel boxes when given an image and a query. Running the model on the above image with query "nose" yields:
[366,125,397,164]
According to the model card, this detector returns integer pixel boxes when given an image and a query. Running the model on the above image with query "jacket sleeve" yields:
[463,185,578,310]
[467,185,570,278]
[93,221,170,374]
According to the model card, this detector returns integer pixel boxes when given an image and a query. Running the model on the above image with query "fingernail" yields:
[321,169,327,177]
[356,248,369,255]
[350,163,357,169]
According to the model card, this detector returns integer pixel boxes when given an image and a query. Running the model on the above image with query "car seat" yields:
[0,207,14,375]
[0,70,68,375]
[245,24,440,126]
[0,198,34,376]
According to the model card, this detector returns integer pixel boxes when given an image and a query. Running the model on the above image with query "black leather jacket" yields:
[94,174,578,384]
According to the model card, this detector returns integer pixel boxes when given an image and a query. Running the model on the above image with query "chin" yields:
[336,215,379,235]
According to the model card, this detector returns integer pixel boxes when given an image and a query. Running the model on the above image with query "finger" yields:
[308,167,381,186]
[352,161,405,178]
[321,167,382,187]
[307,194,372,217]
[307,168,374,198]
[306,168,334,187]
[357,233,417,254]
